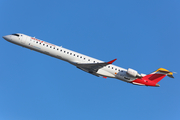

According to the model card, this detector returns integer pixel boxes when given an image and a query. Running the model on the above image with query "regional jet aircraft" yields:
[3,33,174,87]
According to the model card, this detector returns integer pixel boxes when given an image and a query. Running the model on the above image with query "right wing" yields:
[73,59,117,75]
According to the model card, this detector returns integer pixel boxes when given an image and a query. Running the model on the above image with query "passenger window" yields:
[54,47,55,49]
[70,53,72,55]
[50,46,52,48]
[36,41,38,43]
[57,48,59,50]
[46,45,48,47]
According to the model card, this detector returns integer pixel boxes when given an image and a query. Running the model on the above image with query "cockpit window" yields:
[12,34,19,37]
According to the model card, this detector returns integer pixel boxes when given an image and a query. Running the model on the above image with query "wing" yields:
[74,59,117,75]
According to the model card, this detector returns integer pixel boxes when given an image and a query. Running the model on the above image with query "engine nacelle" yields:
[127,68,141,78]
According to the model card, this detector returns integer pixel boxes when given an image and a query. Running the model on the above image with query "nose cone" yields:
[3,35,11,41]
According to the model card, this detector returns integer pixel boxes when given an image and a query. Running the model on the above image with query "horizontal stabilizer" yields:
[154,68,175,78]
[167,75,174,78]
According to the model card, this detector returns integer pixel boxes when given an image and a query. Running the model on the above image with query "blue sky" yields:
[1,0,180,120]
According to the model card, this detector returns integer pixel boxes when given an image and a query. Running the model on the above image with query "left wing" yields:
[73,59,117,75]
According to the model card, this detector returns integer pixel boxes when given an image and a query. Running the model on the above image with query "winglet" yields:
[107,59,117,64]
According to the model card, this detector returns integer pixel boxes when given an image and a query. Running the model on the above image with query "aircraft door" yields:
[20,35,26,44]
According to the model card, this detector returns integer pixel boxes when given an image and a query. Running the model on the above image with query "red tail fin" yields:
[143,68,174,86]
[131,68,174,87]
[143,74,166,83]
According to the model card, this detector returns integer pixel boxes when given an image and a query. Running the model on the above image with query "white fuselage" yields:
[3,33,138,83]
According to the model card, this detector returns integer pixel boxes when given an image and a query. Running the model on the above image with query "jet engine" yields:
[127,68,142,78]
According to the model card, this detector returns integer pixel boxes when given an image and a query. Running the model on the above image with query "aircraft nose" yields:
[3,35,11,41]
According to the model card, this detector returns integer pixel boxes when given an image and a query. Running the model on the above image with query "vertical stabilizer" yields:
[145,68,174,83]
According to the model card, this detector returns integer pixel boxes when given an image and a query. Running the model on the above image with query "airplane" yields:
[3,33,174,87]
